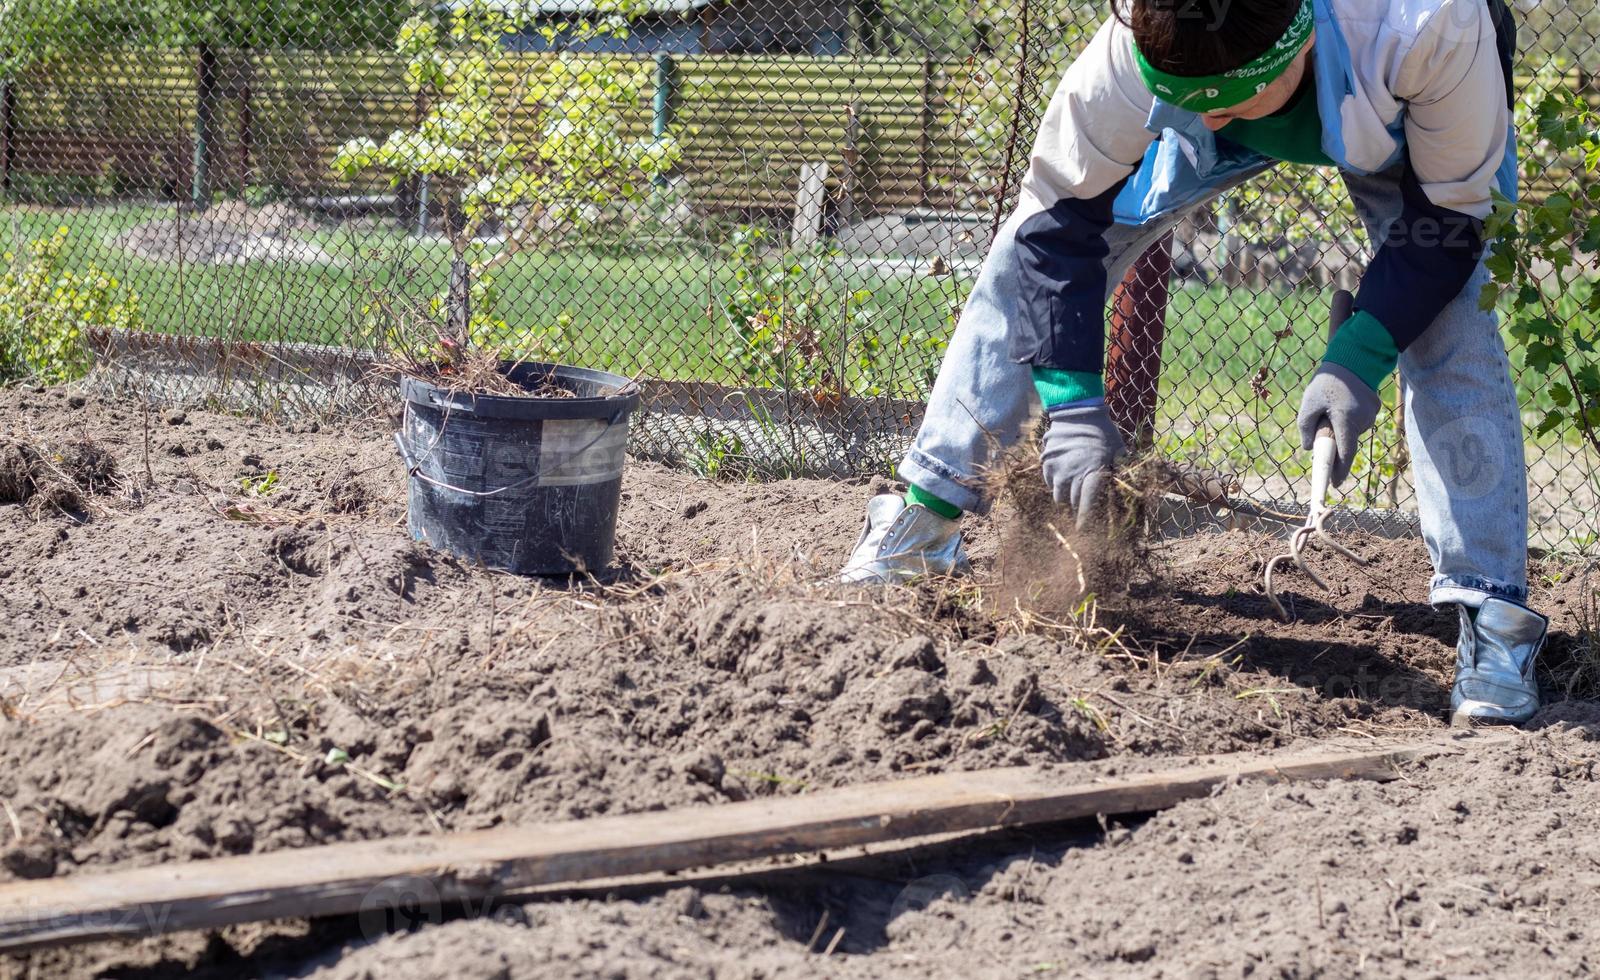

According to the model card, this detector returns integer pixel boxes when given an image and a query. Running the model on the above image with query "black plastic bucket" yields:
[396,362,640,575]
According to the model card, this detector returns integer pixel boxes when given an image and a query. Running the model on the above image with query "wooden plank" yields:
[7,47,979,212]
[0,733,1497,954]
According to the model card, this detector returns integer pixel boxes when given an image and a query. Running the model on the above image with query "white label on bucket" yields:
[536,419,628,487]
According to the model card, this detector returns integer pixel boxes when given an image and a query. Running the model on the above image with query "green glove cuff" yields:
[1031,368,1104,409]
[1322,310,1399,392]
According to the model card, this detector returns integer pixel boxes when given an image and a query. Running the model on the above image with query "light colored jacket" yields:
[1017,0,1515,226]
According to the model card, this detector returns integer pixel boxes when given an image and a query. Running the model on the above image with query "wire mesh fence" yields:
[0,0,1595,548]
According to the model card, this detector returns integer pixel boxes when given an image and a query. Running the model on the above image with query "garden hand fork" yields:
[1264,289,1368,621]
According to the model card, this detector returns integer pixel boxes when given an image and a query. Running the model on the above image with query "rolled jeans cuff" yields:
[900,448,989,516]
[1431,574,1528,609]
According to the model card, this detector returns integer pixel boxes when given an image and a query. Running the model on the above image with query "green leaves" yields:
[718,229,890,399]
[0,227,142,384]
[1489,74,1600,454]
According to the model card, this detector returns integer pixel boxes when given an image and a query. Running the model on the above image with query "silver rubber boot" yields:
[1450,597,1548,727]
[837,494,970,585]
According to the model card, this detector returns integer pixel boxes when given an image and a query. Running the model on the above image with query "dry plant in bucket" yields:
[362,288,578,400]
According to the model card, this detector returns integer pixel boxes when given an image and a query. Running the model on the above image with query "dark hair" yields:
[1114,0,1302,77]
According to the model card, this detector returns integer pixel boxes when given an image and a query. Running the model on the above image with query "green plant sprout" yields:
[720,225,883,401]
[240,470,280,496]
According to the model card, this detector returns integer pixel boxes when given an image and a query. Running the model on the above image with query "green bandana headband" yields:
[1132,0,1313,113]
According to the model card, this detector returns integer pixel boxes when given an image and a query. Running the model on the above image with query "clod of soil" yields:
[981,440,1158,621]
[0,440,37,503]
[0,435,118,514]
[52,441,118,492]
[323,469,370,513]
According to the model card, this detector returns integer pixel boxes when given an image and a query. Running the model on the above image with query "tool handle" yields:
[1308,290,1355,508]
[1330,290,1355,339]
[1310,420,1336,507]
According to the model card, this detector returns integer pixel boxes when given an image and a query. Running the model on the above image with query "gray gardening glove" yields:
[1041,403,1125,530]
[1296,363,1380,487]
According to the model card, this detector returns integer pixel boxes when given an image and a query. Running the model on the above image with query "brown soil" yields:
[2,385,1598,978]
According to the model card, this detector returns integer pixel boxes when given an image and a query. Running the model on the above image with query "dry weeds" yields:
[1562,564,1600,699]
[0,436,122,518]
[976,440,1163,628]
[360,290,578,400]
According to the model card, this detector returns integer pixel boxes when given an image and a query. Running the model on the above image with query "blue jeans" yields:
[901,164,1529,607]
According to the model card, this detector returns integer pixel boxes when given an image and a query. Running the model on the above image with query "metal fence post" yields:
[917,56,934,205]
[0,74,14,195]
[1105,233,1174,449]
[652,51,676,188]
[237,52,255,196]
[191,43,218,212]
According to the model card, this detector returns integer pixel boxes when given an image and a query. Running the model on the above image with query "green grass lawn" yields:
[5,203,1333,394]
[5,202,1589,497]
[3,204,968,394]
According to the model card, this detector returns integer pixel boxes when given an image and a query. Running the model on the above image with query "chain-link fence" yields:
[0,0,1595,548]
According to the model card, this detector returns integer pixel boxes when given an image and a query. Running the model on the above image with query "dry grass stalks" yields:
[364,345,536,399]
[0,439,36,502]
[361,290,575,400]
[1563,565,1600,699]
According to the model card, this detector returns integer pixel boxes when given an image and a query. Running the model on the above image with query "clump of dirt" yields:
[0,436,118,514]
[400,696,555,817]
[0,706,433,884]
[323,468,370,514]
[0,439,37,502]
[54,440,119,491]
[980,441,1157,623]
